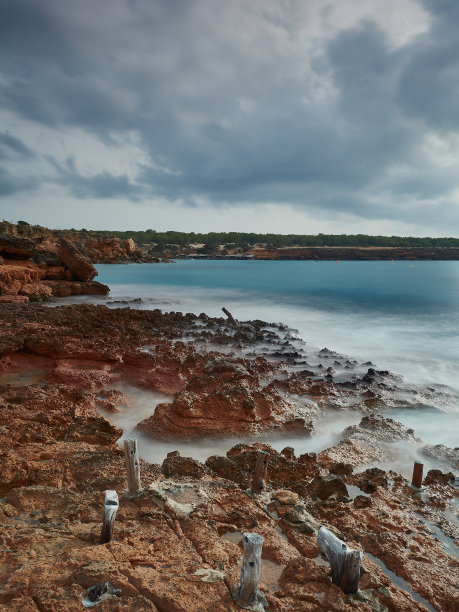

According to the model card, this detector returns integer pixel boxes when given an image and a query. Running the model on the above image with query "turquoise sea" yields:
[69,259,459,455]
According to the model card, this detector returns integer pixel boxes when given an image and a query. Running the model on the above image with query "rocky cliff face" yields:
[77,235,149,263]
[0,222,108,302]
[249,246,459,260]
[54,232,159,263]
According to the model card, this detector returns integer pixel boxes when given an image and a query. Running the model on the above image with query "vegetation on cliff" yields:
[69,228,459,250]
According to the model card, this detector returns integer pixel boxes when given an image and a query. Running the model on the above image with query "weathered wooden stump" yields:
[411,461,424,489]
[222,307,236,324]
[237,532,264,606]
[100,490,119,544]
[124,439,141,494]
[317,526,362,594]
[251,451,269,494]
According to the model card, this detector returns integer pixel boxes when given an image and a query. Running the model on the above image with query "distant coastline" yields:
[176,246,459,261]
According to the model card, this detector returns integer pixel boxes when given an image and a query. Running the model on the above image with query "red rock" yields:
[58,238,97,281]
[162,451,209,479]
[43,280,109,297]
[0,295,29,303]
[0,264,40,296]
[0,302,457,611]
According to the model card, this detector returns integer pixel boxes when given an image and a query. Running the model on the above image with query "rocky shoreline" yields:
[0,300,457,611]
[248,246,459,261]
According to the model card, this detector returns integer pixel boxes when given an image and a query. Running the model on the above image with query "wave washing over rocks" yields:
[0,302,457,611]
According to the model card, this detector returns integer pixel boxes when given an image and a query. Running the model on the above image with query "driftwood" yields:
[238,532,264,606]
[317,526,362,594]
[411,461,424,488]
[124,439,141,494]
[251,451,269,494]
[100,490,119,544]
[222,307,236,324]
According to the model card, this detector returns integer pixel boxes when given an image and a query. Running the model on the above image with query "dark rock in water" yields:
[421,444,459,470]
[424,468,456,485]
[343,414,420,443]
[318,347,339,358]
[312,474,349,500]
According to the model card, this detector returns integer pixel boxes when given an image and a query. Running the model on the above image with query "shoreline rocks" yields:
[0,301,457,610]
[0,223,109,302]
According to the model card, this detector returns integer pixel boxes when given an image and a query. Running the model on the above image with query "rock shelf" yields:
[0,303,457,610]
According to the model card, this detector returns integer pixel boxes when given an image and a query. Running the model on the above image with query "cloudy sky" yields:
[0,0,458,235]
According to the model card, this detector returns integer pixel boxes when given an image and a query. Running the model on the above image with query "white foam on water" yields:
[60,279,459,398]
[100,386,362,465]
[58,262,459,455]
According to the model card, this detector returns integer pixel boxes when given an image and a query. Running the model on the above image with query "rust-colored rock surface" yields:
[0,222,108,300]
[249,245,459,260]
[0,301,457,610]
[58,238,97,281]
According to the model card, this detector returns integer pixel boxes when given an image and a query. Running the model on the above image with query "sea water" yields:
[67,260,459,462]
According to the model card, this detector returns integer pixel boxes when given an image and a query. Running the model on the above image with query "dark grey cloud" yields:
[0,0,458,232]
[0,132,35,159]
[0,167,38,196]
[397,0,459,130]
[47,155,143,199]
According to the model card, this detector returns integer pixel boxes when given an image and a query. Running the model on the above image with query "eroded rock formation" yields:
[0,302,457,610]
[0,222,108,302]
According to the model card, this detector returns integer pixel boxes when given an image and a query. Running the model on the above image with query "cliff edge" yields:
[0,221,108,302]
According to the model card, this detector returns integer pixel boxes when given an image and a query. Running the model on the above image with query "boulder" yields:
[124,238,136,254]
[424,468,455,485]
[272,489,299,506]
[162,451,209,479]
[311,474,349,500]
[58,238,97,281]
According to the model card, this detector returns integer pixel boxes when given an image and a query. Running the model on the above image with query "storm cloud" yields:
[0,0,458,233]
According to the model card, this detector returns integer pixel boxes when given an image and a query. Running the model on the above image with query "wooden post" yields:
[238,533,264,606]
[100,490,119,544]
[411,461,424,489]
[251,451,269,494]
[317,526,362,594]
[124,439,141,494]
[222,307,236,324]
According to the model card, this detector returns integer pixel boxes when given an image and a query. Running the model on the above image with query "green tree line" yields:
[68,229,459,249]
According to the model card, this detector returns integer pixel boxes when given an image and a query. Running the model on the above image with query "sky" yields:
[0,0,459,236]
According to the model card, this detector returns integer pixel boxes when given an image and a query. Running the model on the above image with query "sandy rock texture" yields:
[0,302,457,610]
[0,222,108,302]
